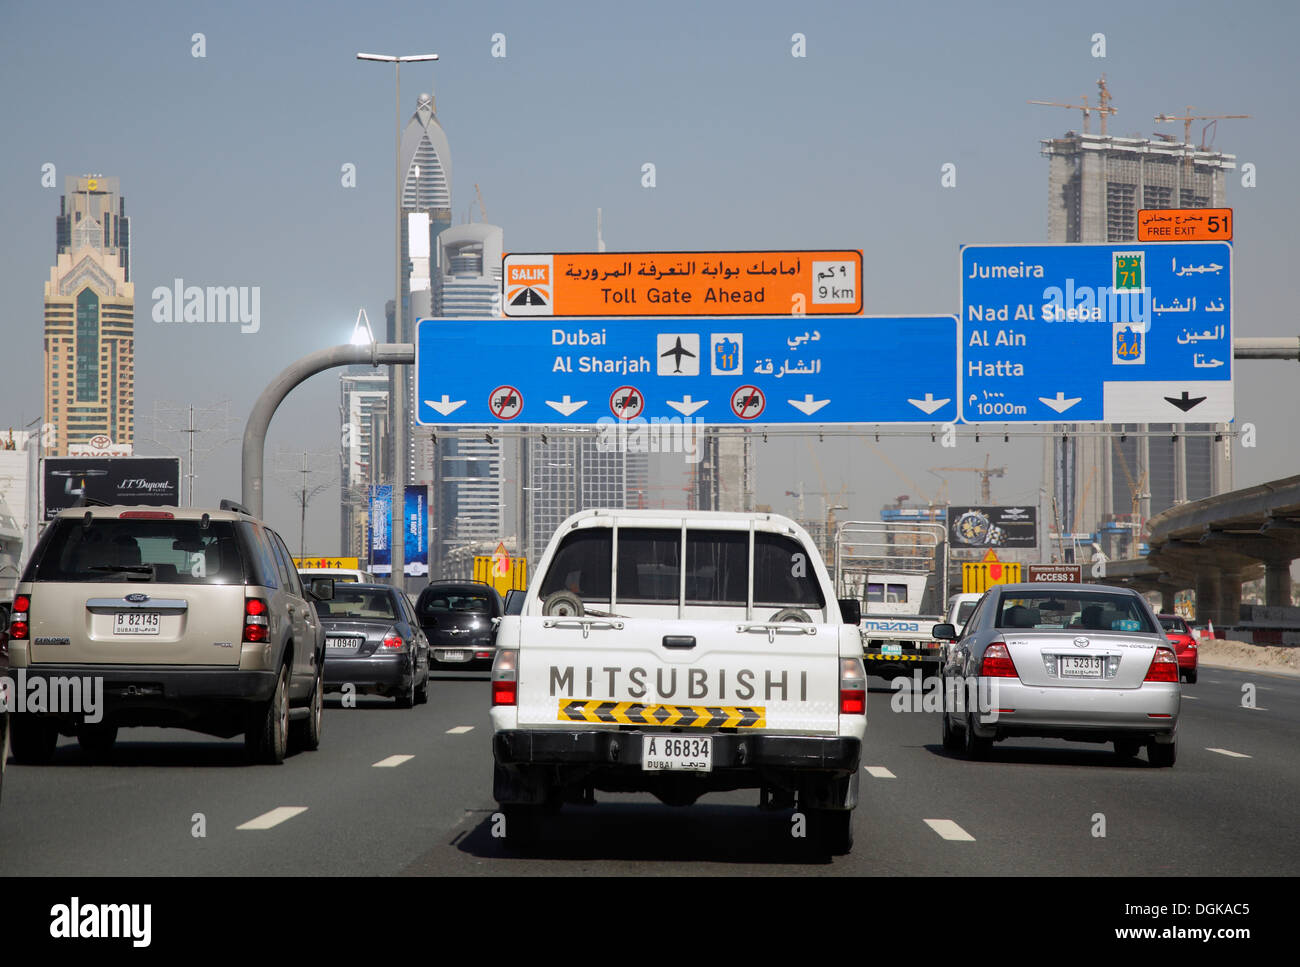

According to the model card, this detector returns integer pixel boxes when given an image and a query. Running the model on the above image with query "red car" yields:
[1158,614,1198,684]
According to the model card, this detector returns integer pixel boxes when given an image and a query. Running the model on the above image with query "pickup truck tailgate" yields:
[516,616,842,735]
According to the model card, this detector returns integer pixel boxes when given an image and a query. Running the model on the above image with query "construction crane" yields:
[1030,75,1117,135]
[929,455,1006,504]
[474,183,488,223]
[1109,438,1151,558]
[1154,107,1250,182]
[1154,107,1251,151]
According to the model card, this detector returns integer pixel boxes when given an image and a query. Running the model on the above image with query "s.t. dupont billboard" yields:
[42,457,182,521]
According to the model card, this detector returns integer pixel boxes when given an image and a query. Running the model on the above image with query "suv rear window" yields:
[28,517,246,585]
[419,590,492,615]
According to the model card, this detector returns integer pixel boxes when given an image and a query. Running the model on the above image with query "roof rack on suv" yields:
[219,498,254,516]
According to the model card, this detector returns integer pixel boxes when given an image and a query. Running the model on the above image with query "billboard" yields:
[368,485,428,576]
[42,457,181,521]
[948,505,1037,549]
[1026,564,1083,583]
[501,250,863,317]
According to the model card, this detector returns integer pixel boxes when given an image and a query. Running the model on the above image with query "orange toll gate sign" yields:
[502,251,863,317]
[1138,208,1232,242]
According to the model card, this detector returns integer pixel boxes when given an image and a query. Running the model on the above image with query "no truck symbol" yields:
[489,385,523,420]
[610,385,645,420]
[730,385,765,420]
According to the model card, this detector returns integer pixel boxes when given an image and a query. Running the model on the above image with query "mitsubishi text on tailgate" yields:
[489,509,867,853]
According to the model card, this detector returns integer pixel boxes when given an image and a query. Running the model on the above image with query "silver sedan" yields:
[934,583,1180,766]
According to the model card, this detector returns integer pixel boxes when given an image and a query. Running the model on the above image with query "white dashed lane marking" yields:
[1207,748,1252,759]
[864,766,895,778]
[237,806,308,830]
[372,755,414,767]
[924,819,975,841]
[1181,694,1199,700]
[446,726,474,734]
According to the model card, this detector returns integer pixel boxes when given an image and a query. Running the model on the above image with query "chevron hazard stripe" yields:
[864,654,926,661]
[558,699,766,728]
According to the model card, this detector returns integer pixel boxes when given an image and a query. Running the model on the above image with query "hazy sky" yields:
[2,0,1297,551]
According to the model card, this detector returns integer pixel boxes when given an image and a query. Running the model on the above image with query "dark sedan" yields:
[414,581,503,676]
[315,583,430,707]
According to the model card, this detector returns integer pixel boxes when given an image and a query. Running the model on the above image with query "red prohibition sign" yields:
[730,385,765,420]
[610,385,645,420]
[488,385,523,420]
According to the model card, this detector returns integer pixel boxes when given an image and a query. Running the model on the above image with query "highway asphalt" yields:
[2,667,1297,876]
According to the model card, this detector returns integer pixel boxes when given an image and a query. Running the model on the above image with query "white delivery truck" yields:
[489,509,867,854]
[834,520,949,679]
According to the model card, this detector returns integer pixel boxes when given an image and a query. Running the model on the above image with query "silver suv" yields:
[5,500,331,764]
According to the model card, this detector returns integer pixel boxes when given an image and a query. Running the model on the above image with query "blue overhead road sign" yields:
[416,315,958,426]
[960,242,1232,423]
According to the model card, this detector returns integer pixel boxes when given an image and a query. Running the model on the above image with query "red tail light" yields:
[382,632,404,649]
[839,657,866,715]
[119,511,174,519]
[243,597,269,643]
[980,642,1019,678]
[1144,646,1179,683]
[10,594,30,641]
[492,648,519,706]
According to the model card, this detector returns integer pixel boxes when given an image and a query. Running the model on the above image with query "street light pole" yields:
[357,51,438,593]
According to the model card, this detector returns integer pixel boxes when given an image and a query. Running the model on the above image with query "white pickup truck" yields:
[489,509,867,853]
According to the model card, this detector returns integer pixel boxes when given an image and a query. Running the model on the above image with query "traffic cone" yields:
[1205,619,1215,640]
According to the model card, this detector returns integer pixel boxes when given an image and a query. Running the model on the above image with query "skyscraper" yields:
[524,435,648,565]
[339,368,389,559]
[44,175,134,456]
[1039,128,1235,558]
[693,434,754,512]
[396,91,452,486]
[425,223,506,576]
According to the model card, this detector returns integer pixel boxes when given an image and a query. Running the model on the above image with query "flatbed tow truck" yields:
[834,520,949,679]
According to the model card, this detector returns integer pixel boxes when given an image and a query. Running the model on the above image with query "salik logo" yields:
[504,255,552,315]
